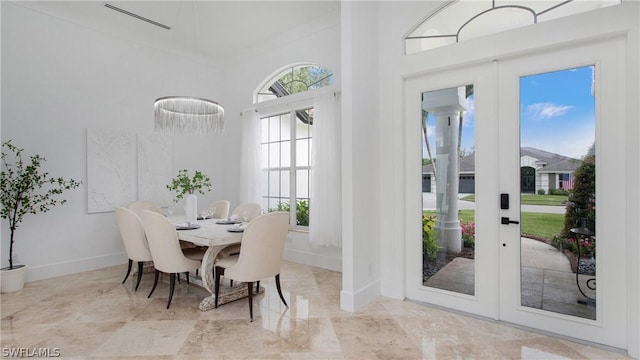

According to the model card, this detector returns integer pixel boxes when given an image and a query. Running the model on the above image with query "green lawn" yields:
[460,194,568,206]
[423,210,564,240]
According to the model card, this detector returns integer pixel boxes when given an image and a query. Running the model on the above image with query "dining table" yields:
[169,215,250,311]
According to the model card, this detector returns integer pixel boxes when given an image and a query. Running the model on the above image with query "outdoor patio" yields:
[425,237,596,320]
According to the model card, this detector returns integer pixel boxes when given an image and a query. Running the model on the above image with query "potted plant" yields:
[166,169,212,223]
[1,141,81,293]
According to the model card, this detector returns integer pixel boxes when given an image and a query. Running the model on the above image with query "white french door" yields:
[405,36,628,348]
[498,37,627,348]
[405,61,499,318]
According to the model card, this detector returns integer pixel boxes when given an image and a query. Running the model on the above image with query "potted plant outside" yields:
[1,141,81,293]
[166,169,212,223]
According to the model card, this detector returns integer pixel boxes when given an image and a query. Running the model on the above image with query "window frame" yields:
[254,94,316,230]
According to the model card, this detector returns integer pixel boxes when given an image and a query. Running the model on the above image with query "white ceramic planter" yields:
[0,264,28,293]
[185,193,198,224]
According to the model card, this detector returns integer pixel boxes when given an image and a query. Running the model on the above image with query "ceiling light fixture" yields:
[154,96,224,135]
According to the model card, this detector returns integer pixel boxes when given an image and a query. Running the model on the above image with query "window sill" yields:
[289,227,309,234]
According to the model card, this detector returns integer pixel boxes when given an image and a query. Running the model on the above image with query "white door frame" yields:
[396,3,638,355]
[497,36,628,349]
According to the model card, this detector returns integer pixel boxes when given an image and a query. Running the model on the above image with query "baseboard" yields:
[340,278,381,312]
[26,252,128,282]
[283,247,342,272]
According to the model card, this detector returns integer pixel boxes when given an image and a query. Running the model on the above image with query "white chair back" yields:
[128,201,162,217]
[140,210,200,274]
[115,207,152,262]
[225,211,289,282]
[208,200,230,219]
[231,203,262,222]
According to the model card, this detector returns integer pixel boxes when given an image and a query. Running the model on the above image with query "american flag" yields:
[559,173,574,190]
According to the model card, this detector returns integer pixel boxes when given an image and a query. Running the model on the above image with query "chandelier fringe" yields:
[154,96,224,134]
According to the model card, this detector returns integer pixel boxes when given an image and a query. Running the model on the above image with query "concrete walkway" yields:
[425,237,596,320]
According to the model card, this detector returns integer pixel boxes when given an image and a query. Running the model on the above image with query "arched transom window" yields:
[255,64,333,103]
[405,0,620,55]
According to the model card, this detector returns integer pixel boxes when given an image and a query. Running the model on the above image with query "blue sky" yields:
[423,66,595,160]
[519,66,595,159]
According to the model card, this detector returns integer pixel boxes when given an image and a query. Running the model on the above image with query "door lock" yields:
[501,217,519,225]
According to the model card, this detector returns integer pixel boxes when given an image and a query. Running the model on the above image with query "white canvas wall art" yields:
[137,133,173,205]
[87,128,136,213]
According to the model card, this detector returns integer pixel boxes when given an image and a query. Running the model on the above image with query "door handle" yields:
[501,217,519,225]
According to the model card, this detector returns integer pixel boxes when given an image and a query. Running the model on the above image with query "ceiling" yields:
[16,1,341,65]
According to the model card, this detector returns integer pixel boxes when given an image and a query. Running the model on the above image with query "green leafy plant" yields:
[270,199,309,226]
[1,141,81,269]
[422,214,438,261]
[166,169,212,202]
[562,155,595,236]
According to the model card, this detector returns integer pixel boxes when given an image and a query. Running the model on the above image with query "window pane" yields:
[296,169,309,199]
[421,84,476,297]
[296,139,310,167]
[281,114,291,141]
[261,144,269,168]
[269,143,280,168]
[260,170,268,199]
[281,170,290,198]
[269,116,281,142]
[269,171,280,197]
[281,140,291,167]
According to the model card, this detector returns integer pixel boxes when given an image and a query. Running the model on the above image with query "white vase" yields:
[185,193,198,224]
[1,264,28,293]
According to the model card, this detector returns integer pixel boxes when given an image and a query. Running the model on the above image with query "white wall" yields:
[0,2,238,280]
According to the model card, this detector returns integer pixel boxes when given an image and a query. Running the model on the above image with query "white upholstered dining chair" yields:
[127,200,162,217]
[115,207,153,292]
[214,211,290,321]
[207,200,230,219]
[231,202,262,222]
[141,210,202,309]
[218,202,264,260]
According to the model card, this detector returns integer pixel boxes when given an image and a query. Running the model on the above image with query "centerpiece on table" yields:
[166,169,212,223]
[1,141,81,292]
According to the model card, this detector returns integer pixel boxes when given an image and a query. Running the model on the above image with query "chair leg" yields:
[167,273,176,309]
[275,274,288,308]
[247,281,254,322]
[214,266,224,308]
[148,270,160,298]
[230,279,233,287]
[122,259,133,284]
[135,261,144,291]
[185,272,190,285]
[256,281,260,292]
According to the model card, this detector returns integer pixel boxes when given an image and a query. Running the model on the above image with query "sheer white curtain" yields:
[310,91,341,247]
[239,109,262,205]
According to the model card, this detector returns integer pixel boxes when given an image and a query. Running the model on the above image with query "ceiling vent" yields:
[104,3,171,30]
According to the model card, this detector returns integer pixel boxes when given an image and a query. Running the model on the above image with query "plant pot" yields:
[0,264,28,293]
[185,193,198,224]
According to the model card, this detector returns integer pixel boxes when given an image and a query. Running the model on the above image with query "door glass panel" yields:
[421,85,476,295]
[519,66,596,319]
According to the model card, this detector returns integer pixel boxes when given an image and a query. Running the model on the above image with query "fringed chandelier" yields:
[154,96,224,135]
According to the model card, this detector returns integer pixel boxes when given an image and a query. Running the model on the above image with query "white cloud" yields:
[525,102,573,120]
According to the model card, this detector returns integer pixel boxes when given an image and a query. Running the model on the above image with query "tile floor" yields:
[1,261,631,359]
